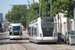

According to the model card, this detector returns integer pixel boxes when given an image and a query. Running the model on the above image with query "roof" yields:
[10,23,22,26]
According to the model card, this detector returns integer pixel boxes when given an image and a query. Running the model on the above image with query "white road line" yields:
[7,40,10,50]
[6,31,10,50]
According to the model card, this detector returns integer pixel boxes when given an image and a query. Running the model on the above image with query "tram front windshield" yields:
[13,26,20,33]
[41,22,54,37]
[41,22,54,28]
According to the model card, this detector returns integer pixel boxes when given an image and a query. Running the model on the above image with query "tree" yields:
[20,16,26,27]
[40,0,50,17]
[51,0,74,19]
[27,2,39,24]
[0,23,2,27]
[5,5,27,23]
[61,0,74,19]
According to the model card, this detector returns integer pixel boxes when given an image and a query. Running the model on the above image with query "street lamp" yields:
[39,0,41,17]
[26,0,30,28]
[74,0,75,35]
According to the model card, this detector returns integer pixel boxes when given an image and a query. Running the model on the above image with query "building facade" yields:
[55,13,74,35]
[0,13,3,23]
[36,0,39,3]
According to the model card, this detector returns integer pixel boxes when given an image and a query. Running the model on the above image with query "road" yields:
[0,31,75,50]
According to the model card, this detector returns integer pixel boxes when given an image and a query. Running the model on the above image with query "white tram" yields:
[28,17,58,43]
[9,23,23,39]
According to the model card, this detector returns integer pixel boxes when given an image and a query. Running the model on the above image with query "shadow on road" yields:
[6,38,30,45]
[0,38,9,40]
[0,42,7,45]
[0,33,7,36]
[37,42,66,45]
[7,41,30,44]
[22,38,29,40]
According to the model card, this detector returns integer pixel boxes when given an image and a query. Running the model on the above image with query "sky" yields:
[0,0,36,18]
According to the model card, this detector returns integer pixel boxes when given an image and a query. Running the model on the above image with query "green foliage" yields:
[5,5,27,23]
[27,2,39,24]
[20,16,26,27]
[0,23,2,27]
[62,0,74,19]
[40,0,50,17]
[51,0,74,18]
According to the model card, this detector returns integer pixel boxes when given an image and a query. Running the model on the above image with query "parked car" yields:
[58,32,64,42]
[65,31,75,45]
[0,28,4,32]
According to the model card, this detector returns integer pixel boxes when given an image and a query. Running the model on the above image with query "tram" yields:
[9,23,23,39]
[28,17,58,43]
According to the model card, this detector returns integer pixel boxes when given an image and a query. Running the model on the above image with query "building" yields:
[36,0,39,3]
[0,13,3,23]
[3,18,8,23]
[55,13,74,35]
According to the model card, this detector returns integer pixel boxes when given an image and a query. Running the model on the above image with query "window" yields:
[70,31,74,35]
[13,26,20,33]
[29,27,31,36]
[35,19,37,22]
[34,27,37,36]
[41,22,54,28]
[32,27,34,36]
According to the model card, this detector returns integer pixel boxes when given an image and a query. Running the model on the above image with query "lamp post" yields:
[74,0,75,34]
[39,0,41,17]
[33,0,34,3]
[26,0,30,28]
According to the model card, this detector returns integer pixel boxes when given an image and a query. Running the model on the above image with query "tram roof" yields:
[29,17,54,24]
[9,23,22,26]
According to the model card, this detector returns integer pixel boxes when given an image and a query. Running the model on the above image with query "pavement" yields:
[0,32,8,50]
[1,31,75,50]
[0,31,29,50]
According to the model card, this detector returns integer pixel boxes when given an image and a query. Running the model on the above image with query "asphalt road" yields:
[0,31,75,50]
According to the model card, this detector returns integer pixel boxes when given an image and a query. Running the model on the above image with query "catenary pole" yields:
[74,0,75,34]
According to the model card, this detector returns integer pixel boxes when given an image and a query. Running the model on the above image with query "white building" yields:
[0,13,3,23]
[36,0,39,3]
[55,13,74,35]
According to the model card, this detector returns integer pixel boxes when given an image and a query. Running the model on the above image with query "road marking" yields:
[7,40,10,50]
[16,40,28,50]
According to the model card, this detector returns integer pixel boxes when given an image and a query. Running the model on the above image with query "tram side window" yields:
[29,27,31,36]
[20,27,22,33]
[32,27,34,36]
[34,27,37,36]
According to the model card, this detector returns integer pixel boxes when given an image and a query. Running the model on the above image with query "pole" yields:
[50,0,52,17]
[26,0,28,28]
[39,0,40,17]
[60,15,62,33]
[27,0,30,7]
[74,0,75,35]
[58,13,59,32]
[33,0,34,3]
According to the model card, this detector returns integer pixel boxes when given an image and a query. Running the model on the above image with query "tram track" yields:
[16,40,28,50]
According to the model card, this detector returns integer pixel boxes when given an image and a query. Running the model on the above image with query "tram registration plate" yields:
[47,41,50,42]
